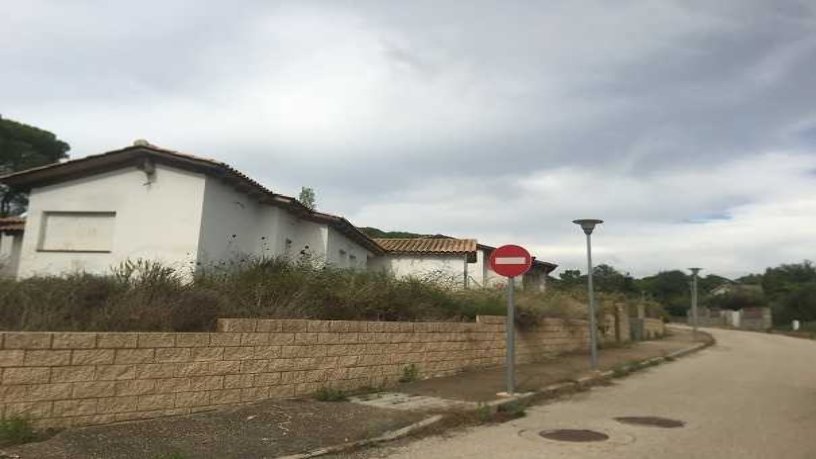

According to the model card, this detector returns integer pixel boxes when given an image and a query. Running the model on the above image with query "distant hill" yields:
[359,227,429,239]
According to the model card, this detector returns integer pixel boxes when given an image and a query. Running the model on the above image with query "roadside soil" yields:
[2,399,424,459]
[397,327,708,402]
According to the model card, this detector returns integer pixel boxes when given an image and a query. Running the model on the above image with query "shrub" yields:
[0,417,35,446]
[313,387,347,402]
[399,364,419,383]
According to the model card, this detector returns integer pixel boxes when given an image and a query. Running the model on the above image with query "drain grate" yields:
[614,416,685,428]
[539,429,610,442]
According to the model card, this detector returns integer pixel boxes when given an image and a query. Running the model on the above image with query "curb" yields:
[533,334,715,401]
[276,414,443,459]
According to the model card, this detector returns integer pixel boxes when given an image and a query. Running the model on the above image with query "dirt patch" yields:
[3,399,424,459]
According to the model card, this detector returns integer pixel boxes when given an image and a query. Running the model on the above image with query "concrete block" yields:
[240,386,269,402]
[96,333,138,349]
[52,333,97,349]
[255,320,282,332]
[241,333,269,346]
[51,365,95,383]
[5,401,52,419]
[209,360,241,375]
[4,333,51,349]
[253,346,281,360]
[189,376,223,391]
[95,364,136,381]
[175,362,210,377]
[115,379,156,396]
[267,333,296,345]
[223,346,254,361]
[115,349,156,364]
[137,394,176,411]
[175,391,210,408]
[25,383,73,401]
[96,396,138,414]
[224,374,254,389]
[72,349,115,365]
[3,367,50,385]
[209,333,242,347]
[209,388,242,404]
[0,350,24,367]
[175,333,210,347]
[191,347,224,361]
[138,333,176,348]
[278,320,308,332]
[153,377,192,394]
[253,372,281,386]
[154,348,191,363]
[134,363,177,379]
[72,381,116,399]
[240,360,268,374]
[53,399,98,417]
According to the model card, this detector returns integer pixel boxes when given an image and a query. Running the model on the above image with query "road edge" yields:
[276,414,444,459]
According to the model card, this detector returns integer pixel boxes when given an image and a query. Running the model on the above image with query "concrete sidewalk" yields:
[360,327,707,406]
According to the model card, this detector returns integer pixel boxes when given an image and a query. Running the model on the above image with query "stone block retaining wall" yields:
[0,315,608,428]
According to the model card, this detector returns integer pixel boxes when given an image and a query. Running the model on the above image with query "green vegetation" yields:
[154,453,188,459]
[0,257,642,332]
[0,417,36,447]
[313,387,348,402]
[0,115,70,216]
[358,227,429,239]
[495,400,526,419]
[398,364,419,383]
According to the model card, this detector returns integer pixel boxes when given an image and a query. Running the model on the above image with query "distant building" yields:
[0,143,381,277]
[0,142,558,286]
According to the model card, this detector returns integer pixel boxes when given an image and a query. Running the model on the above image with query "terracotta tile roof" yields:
[374,238,477,255]
[0,217,24,232]
[0,142,383,254]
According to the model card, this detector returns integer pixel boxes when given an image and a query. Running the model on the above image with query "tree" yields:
[0,115,70,216]
[298,186,316,210]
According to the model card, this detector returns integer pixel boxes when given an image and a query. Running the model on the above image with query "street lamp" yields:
[573,219,603,370]
[689,267,702,336]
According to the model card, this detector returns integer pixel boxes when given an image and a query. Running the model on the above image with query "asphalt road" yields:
[356,328,816,459]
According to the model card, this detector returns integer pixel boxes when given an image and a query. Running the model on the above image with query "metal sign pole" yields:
[586,233,598,370]
[506,277,516,395]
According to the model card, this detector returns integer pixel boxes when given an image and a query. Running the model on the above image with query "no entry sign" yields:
[489,244,532,278]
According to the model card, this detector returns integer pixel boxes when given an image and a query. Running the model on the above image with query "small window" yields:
[349,254,357,268]
[38,211,116,253]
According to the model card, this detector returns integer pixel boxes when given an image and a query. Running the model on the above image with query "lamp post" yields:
[689,268,702,336]
[573,219,603,370]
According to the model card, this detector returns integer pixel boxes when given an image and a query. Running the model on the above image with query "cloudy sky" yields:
[3,0,816,278]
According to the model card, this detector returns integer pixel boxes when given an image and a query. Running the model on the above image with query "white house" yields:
[0,142,382,278]
[372,236,557,290]
[0,217,24,277]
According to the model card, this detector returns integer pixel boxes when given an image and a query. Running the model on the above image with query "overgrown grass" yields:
[0,417,35,447]
[398,364,419,383]
[0,258,655,332]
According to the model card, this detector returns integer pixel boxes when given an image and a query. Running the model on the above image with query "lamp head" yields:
[573,219,604,235]
[689,267,702,276]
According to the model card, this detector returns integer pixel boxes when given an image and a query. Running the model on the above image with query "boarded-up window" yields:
[39,212,116,252]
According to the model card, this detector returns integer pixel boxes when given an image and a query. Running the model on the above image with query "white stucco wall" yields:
[197,177,284,267]
[325,227,372,270]
[0,232,22,278]
[16,164,206,277]
[371,254,469,287]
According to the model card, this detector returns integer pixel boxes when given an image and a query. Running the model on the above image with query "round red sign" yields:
[489,244,532,278]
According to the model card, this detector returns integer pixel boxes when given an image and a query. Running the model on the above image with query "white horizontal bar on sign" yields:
[494,257,526,264]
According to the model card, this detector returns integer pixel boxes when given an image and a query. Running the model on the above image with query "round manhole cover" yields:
[539,429,610,442]
[614,416,685,428]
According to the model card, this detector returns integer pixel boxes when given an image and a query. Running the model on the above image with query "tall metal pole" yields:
[586,233,598,370]
[690,268,701,337]
[505,277,516,394]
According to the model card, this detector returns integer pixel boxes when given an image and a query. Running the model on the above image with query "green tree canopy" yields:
[297,186,316,211]
[0,115,70,215]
